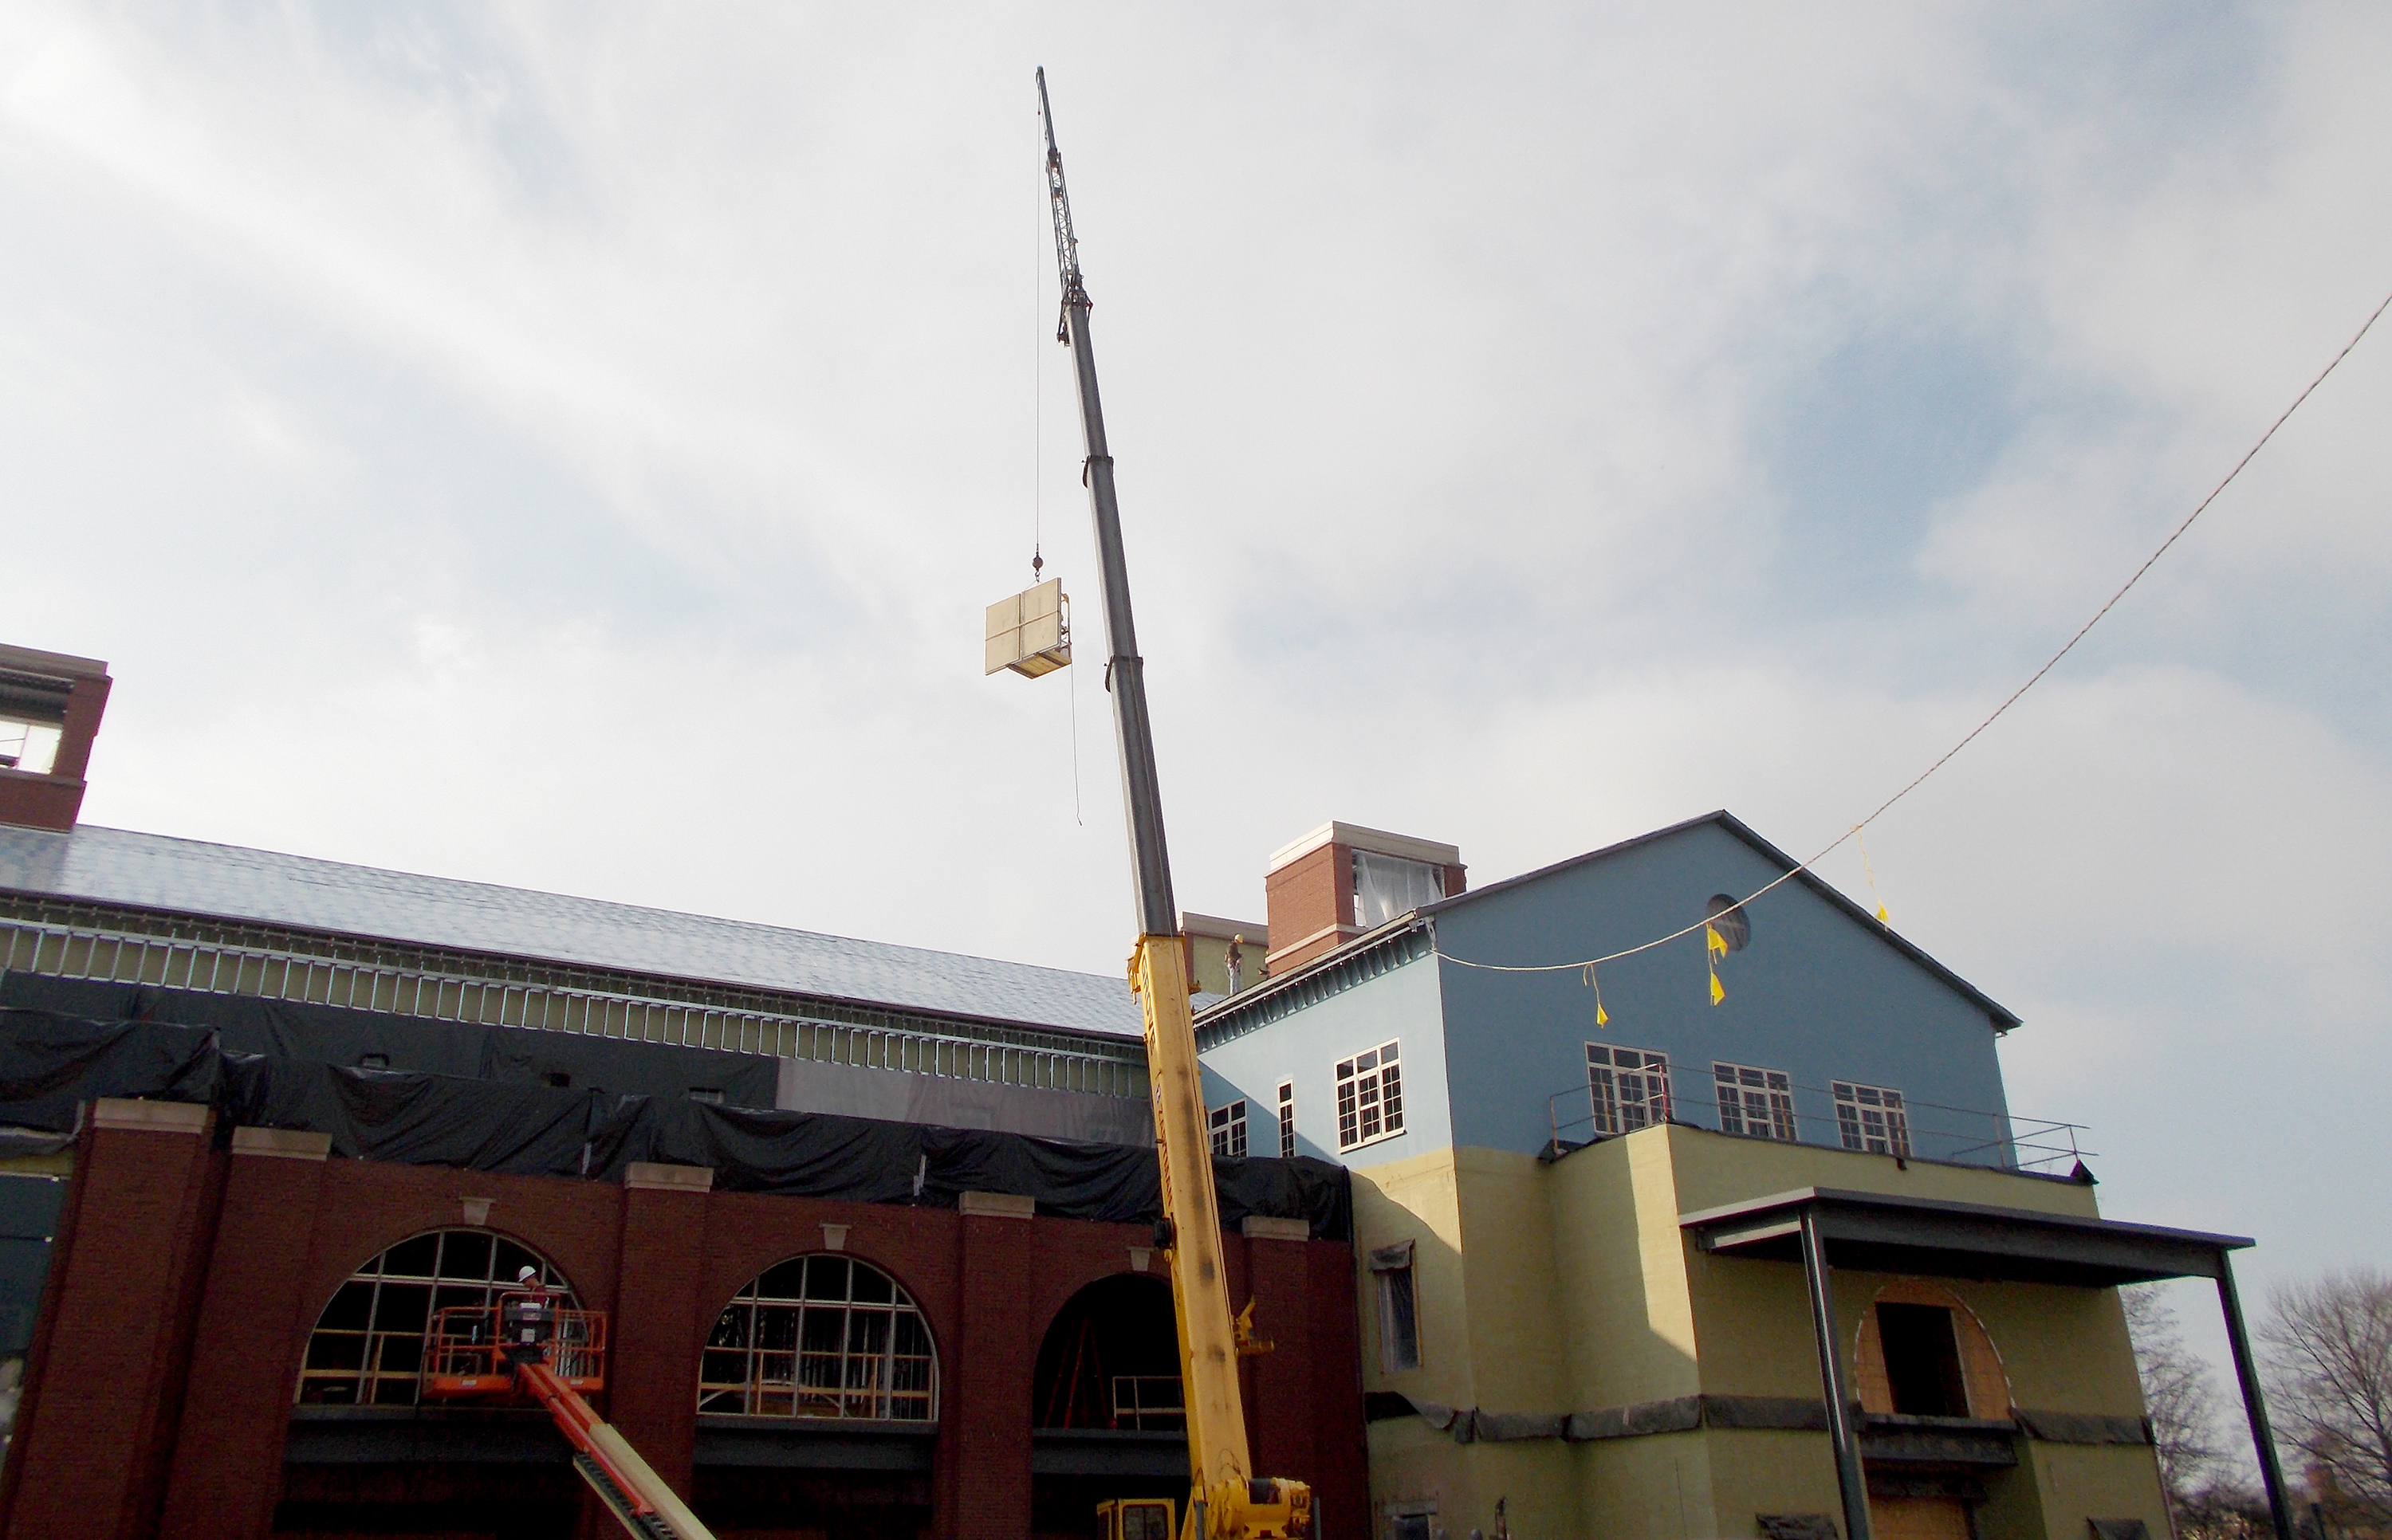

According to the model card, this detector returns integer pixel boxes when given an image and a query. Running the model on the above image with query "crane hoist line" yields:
[1029,66,1316,1540]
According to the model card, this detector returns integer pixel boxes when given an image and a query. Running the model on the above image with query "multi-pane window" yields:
[1336,1041,1405,1151]
[297,1229,574,1406]
[699,1255,936,1420]
[1277,1082,1296,1159]
[1209,1099,1248,1157]
[1713,1062,1796,1141]
[1587,1045,1671,1135]
[1834,1081,1910,1156]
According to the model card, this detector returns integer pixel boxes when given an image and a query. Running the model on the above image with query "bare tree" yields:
[2127,1284,2225,1526]
[2260,1267,2392,1526]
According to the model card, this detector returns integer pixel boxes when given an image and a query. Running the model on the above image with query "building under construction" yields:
[0,643,1368,1540]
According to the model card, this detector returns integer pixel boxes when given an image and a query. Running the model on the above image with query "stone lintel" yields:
[231,1127,332,1161]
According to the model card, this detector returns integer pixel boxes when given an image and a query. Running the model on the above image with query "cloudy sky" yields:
[5,2,2386,1412]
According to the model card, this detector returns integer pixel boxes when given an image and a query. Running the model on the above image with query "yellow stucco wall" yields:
[1348,1126,2172,1540]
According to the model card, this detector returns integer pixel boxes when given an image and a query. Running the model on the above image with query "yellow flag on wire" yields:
[1584,964,1609,1027]
[1705,924,1727,1005]
[1706,924,1728,958]
[1858,826,1892,925]
[1709,971,1725,1006]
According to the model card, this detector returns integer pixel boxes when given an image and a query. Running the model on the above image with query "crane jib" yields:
[1031,68,1314,1540]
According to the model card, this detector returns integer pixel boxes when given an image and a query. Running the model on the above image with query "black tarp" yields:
[0,975,778,1109]
[0,1008,1351,1241]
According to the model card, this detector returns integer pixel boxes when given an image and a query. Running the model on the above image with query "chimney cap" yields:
[1179,911,1268,945]
[1266,821,1460,874]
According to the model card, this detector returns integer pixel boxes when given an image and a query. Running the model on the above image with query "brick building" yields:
[0,643,1367,1540]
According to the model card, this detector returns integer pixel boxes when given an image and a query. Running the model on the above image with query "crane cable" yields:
[1438,280,2392,978]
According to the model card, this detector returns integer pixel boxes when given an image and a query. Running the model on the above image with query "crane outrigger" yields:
[1030,68,1314,1540]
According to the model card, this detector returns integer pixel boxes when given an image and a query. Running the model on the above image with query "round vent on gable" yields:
[1703,894,1751,952]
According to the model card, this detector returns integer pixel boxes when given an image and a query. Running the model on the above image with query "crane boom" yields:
[1034,69,1311,1540]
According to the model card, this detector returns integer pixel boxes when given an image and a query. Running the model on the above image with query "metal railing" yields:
[424,1305,607,1393]
[1543,1075,2091,1174]
[0,909,1147,1102]
[1108,1375,1186,1432]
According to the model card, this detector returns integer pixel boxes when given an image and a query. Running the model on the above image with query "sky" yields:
[2,2,2387,1432]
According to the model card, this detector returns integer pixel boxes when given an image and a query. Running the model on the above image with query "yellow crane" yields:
[1009,66,1315,1540]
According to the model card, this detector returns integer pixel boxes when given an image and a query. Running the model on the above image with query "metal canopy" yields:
[1680,1186,2290,1540]
[1682,1186,2252,1288]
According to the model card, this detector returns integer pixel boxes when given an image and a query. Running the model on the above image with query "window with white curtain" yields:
[1369,1240,1421,1373]
[1351,851,1445,928]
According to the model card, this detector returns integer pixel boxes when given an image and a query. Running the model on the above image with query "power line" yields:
[1441,281,2392,976]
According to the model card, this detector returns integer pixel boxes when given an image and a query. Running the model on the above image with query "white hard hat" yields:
[517,1265,538,1283]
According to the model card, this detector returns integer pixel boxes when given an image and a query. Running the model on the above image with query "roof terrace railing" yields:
[1542,1074,2090,1176]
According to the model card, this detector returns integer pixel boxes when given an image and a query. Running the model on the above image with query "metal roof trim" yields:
[0,824,1143,1040]
[1677,1185,2253,1253]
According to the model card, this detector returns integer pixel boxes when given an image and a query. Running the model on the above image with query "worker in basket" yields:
[499,1265,557,1367]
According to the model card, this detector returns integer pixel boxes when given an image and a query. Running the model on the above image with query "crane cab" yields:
[1097,1498,1174,1540]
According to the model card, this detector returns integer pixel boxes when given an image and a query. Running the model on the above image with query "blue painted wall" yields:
[1430,820,2014,1163]
[1198,946,1451,1166]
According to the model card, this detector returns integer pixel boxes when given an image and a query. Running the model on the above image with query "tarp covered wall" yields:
[0,973,781,1109]
[0,1008,1351,1240]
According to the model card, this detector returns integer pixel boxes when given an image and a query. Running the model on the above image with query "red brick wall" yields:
[0,669,108,832]
[1265,844,1350,978]
[159,1141,336,1540]
[2,1140,1369,1540]
[0,1110,224,1540]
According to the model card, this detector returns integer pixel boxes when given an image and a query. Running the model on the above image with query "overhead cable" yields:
[1439,281,2392,976]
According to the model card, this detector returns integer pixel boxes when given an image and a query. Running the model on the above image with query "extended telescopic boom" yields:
[1034,69,1311,1540]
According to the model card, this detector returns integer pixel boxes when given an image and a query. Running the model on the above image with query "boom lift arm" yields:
[1034,69,1312,1540]
[423,1293,717,1540]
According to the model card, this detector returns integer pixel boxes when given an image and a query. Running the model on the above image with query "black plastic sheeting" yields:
[0,1008,1352,1241]
[0,974,780,1109]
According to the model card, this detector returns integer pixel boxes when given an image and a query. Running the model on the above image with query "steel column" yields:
[1799,1206,1872,1540]
[2217,1255,2296,1540]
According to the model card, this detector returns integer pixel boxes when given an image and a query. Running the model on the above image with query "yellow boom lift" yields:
[999,67,1315,1540]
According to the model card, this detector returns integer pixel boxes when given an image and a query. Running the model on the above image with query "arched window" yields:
[699,1255,935,1422]
[1033,1274,1181,1430]
[297,1229,576,1407]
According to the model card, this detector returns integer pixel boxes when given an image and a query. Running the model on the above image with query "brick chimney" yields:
[1263,822,1463,978]
[0,644,112,832]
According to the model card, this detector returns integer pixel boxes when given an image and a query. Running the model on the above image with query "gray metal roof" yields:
[0,824,1143,1039]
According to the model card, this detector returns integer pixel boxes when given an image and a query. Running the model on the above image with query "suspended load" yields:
[985,576,1072,678]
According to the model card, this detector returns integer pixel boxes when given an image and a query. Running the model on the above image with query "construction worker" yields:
[500,1265,557,1365]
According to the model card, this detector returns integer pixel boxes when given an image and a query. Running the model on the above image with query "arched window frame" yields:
[698,1254,937,1423]
[297,1228,576,1407]
[1852,1279,2012,1420]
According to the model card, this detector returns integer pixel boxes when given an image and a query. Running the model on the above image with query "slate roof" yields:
[0,824,1143,1039]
